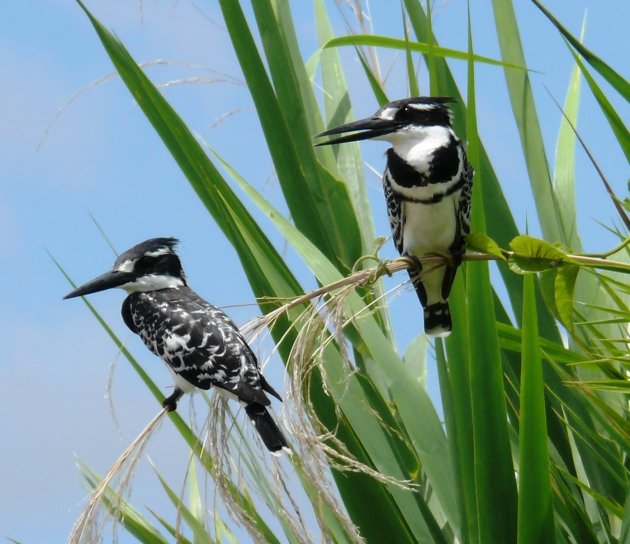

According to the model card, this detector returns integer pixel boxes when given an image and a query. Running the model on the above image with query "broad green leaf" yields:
[491,0,563,245]
[508,235,574,273]
[517,275,555,544]
[465,18,517,542]
[311,0,392,335]
[465,232,505,259]
[188,459,208,544]
[554,264,580,333]
[314,0,375,239]
[553,19,584,252]
[437,325,474,543]
[402,333,428,388]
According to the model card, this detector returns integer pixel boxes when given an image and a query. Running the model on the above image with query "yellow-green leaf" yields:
[465,232,505,259]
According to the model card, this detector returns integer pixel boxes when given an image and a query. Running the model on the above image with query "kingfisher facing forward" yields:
[64,238,288,453]
[317,97,473,336]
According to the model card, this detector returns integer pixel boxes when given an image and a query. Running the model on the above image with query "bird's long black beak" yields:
[64,270,134,299]
[315,117,398,146]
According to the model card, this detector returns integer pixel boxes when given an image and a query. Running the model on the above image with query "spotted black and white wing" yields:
[121,287,278,406]
[383,169,405,255]
[458,155,473,239]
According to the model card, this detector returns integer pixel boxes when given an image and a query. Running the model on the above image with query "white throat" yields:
[122,274,185,293]
[384,125,454,172]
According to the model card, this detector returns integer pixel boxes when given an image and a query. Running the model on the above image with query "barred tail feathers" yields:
[409,269,452,337]
[423,302,452,337]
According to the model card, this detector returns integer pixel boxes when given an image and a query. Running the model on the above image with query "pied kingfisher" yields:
[317,97,473,337]
[64,238,288,453]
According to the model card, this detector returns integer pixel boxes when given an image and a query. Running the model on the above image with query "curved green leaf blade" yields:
[553,21,584,252]
[532,0,630,101]
[323,35,532,71]
[492,0,563,245]
[466,19,517,543]
[517,274,555,544]
[222,0,363,272]
[570,50,630,163]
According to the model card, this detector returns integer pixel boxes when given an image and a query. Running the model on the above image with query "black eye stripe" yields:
[394,105,450,127]
[135,255,163,270]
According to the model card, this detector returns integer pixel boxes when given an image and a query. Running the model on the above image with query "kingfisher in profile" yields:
[317,97,473,336]
[64,238,289,453]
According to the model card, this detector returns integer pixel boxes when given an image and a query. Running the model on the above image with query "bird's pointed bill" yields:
[315,117,398,146]
[64,270,135,299]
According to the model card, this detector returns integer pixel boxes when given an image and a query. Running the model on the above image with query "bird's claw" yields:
[401,254,423,271]
[162,388,184,412]
[430,251,462,268]
[162,398,178,412]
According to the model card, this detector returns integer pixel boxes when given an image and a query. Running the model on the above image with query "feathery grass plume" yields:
[282,281,419,490]
[202,397,266,542]
[68,409,167,544]
[201,395,317,543]
[244,307,367,544]
[243,257,424,492]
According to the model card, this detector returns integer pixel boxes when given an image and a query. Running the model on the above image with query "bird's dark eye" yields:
[398,105,416,121]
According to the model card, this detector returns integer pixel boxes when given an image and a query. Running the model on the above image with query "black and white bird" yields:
[317,97,473,336]
[64,238,289,453]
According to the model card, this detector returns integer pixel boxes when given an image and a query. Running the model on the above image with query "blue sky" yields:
[1,0,628,541]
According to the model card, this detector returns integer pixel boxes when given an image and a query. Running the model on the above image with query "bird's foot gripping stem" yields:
[401,255,423,278]
[162,387,185,412]
[431,250,463,269]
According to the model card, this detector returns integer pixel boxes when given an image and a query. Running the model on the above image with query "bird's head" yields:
[64,237,187,299]
[316,97,455,146]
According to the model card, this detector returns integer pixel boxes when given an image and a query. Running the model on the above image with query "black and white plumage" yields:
[64,238,288,453]
[317,97,473,336]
